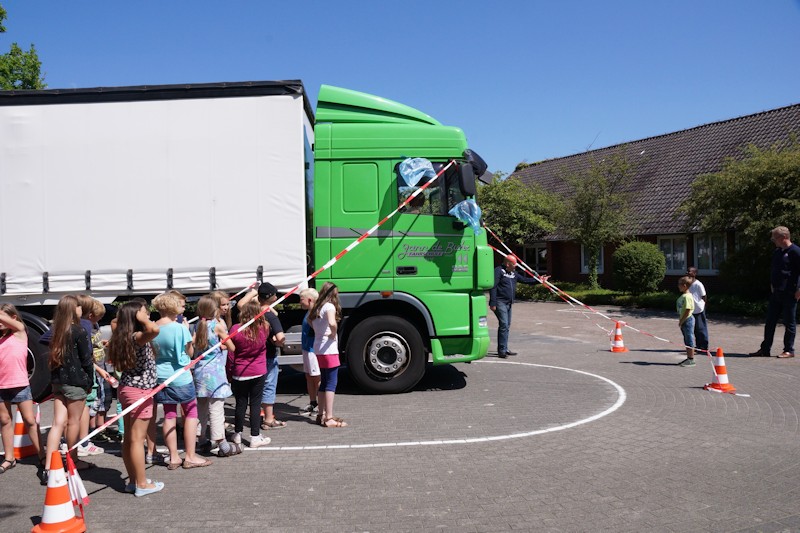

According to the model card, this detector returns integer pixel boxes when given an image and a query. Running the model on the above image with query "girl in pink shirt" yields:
[0,304,44,477]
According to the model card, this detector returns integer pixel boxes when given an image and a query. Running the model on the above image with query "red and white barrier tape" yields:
[72,160,457,450]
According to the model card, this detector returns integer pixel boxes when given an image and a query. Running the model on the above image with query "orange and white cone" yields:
[31,451,86,533]
[703,348,736,394]
[13,403,40,460]
[610,322,629,353]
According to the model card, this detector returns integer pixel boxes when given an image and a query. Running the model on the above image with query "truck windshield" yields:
[397,161,464,216]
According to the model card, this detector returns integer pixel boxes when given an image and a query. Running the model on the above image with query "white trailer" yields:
[0,81,313,305]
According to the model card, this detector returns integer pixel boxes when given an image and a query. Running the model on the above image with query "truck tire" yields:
[346,316,426,394]
[26,326,52,403]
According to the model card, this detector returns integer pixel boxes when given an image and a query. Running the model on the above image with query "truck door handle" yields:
[396,266,417,275]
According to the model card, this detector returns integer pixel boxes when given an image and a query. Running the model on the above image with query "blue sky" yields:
[2,1,799,175]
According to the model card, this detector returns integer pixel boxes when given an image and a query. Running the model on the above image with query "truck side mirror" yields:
[459,162,477,197]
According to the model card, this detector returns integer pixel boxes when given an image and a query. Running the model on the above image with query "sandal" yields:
[315,414,324,426]
[182,458,212,469]
[0,459,16,473]
[323,417,348,428]
[167,460,184,471]
[261,419,286,430]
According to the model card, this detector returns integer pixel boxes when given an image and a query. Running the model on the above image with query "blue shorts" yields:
[0,385,33,403]
[261,356,279,405]
[680,315,696,348]
[319,367,339,393]
[154,381,197,405]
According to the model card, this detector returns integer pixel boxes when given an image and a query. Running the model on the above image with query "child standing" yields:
[677,276,696,367]
[44,295,94,473]
[310,282,347,427]
[298,288,320,416]
[226,300,271,448]
[193,296,240,457]
[0,304,45,481]
[152,293,211,470]
[75,295,105,459]
[107,301,164,496]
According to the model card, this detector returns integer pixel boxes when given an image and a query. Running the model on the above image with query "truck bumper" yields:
[430,292,489,364]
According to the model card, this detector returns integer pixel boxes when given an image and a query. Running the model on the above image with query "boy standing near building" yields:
[677,276,696,367]
[675,276,695,366]
[687,267,708,354]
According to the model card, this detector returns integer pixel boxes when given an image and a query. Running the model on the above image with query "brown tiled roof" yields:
[512,103,800,237]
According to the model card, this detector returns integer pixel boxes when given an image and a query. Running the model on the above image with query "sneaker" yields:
[248,434,271,448]
[299,404,317,415]
[197,440,214,454]
[124,478,152,494]
[134,481,165,498]
[678,358,696,367]
[145,452,165,465]
[78,442,104,456]
[232,432,242,445]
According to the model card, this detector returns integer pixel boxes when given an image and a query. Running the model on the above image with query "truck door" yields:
[392,161,472,336]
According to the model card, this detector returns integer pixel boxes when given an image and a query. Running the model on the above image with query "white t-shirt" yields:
[312,302,339,355]
[689,279,706,314]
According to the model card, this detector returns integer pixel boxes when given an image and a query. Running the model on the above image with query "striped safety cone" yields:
[31,451,86,533]
[13,403,40,460]
[703,348,736,394]
[610,322,629,353]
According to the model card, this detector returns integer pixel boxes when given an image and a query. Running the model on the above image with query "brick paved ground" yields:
[2,301,800,532]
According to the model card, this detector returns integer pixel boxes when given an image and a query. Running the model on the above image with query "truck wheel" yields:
[26,327,52,403]
[346,316,426,394]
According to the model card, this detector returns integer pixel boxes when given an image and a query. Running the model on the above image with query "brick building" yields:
[510,103,800,293]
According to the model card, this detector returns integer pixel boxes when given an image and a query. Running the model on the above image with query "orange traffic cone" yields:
[32,451,86,533]
[703,348,736,394]
[610,322,629,353]
[13,403,40,460]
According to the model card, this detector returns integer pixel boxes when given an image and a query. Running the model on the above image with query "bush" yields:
[612,241,666,294]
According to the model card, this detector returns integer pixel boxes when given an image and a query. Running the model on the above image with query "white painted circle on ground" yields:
[245,360,627,452]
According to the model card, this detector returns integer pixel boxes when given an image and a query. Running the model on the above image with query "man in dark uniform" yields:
[749,226,800,358]
[489,255,548,358]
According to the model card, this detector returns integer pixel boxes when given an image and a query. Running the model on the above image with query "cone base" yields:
[31,515,86,533]
[14,446,38,460]
[610,347,629,353]
[704,383,736,393]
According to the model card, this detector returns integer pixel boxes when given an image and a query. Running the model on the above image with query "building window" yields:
[694,233,726,274]
[658,236,687,275]
[580,245,604,274]
[523,243,547,274]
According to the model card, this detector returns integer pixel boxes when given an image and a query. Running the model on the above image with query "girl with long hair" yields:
[44,295,94,472]
[209,290,233,330]
[0,304,45,481]
[310,282,347,427]
[107,300,164,496]
[193,296,239,457]
[226,300,271,448]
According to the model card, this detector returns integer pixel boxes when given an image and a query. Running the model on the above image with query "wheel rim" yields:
[364,332,409,377]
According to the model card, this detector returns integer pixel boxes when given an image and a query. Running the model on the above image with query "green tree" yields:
[0,4,46,90]
[477,172,556,249]
[679,139,800,297]
[556,149,635,289]
[612,241,665,294]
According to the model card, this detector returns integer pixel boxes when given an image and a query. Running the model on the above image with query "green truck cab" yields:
[313,85,492,393]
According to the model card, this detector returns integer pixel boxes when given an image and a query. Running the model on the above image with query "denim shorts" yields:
[680,315,696,348]
[261,356,279,405]
[154,381,197,405]
[0,385,33,403]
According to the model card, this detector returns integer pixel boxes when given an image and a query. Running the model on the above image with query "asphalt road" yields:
[2,301,800,532]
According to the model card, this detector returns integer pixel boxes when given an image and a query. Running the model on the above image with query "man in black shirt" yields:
[749,226,800,358]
